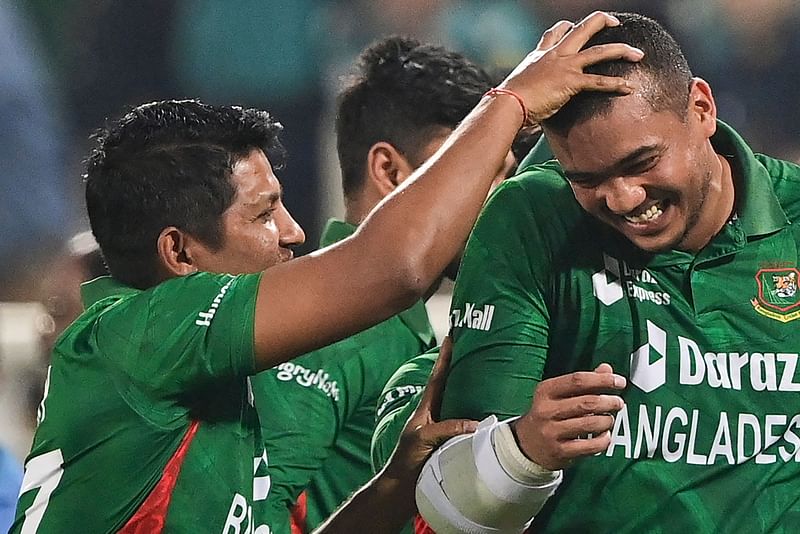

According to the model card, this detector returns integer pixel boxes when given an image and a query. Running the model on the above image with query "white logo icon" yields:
[592,253,624,306]
[630,320,667,392]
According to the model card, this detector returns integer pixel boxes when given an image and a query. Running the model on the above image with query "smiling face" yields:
[191,148,306,274]
[545,79,734,253]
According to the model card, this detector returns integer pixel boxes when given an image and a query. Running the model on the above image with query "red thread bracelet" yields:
[484,87,531,127]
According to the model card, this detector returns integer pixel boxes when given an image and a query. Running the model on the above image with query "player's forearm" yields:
[312,471,416,534]
[356,95,523,295]
[252,98,522,370]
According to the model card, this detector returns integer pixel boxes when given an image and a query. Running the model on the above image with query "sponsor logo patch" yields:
[751,268,800,323]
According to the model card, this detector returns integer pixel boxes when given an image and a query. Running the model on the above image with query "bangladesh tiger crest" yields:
[751,268,800,323]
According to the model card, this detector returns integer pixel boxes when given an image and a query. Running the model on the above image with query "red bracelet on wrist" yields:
[484,87,532,128]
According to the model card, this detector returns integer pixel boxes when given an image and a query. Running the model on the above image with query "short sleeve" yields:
[442,178,555,421]
[370,351,437,471]
[98,272,261,399]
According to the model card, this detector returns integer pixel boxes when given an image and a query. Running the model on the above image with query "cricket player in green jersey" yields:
[255,37,515,532]
[417,11,800,534]
[12,12,641,533]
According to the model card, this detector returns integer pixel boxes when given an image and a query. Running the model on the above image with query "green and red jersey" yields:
[12,273,283,534]
[443,121,800,532]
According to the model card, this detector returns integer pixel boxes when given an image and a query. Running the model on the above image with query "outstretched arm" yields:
[252,11,643,371]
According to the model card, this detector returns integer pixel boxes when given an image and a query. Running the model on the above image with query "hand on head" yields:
[499,11,644,125]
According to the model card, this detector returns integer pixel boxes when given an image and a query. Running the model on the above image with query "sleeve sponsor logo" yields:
[376,384,424,418]
[274,362,340,402]
[592,253,671,307]
[195,279,234,327]
[450,302,495,331]
[751,268,800,323]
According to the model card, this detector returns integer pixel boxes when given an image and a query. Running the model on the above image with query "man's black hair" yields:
[84,99,286,289]
[336,36,494,199]
[544,12,693,134]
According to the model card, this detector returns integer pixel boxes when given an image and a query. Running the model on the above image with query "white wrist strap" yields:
[416,415,563,534]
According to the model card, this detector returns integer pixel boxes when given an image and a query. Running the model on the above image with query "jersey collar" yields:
[713,120,788,237]
[81,276,141,308]
[319,218,435,346]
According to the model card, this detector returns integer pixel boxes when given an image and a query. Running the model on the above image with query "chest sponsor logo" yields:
[592,253,671,307]
[629,319,800,394]
[605,320,800,466]
[274,362,340,401]
[450,302,495,331]
[751,268,800,323]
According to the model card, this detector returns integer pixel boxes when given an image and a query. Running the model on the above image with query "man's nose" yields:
[598,177,647,215]
[277,206,306,247]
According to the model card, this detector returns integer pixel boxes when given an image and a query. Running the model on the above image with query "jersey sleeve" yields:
[370,351,438,472]
[441,176,558,421]
[100,272,261,400]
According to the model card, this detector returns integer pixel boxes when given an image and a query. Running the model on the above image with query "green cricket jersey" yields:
[253,219,436,533]
[371,350,438,473]
[442,121,800,532]
[12,272,280,534]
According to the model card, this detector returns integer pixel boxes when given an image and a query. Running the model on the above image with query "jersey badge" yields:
[751,268,800,323]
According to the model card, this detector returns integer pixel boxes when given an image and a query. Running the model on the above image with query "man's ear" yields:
[156,227,198,277]
[366,141,416,197]
[688,77,717,137]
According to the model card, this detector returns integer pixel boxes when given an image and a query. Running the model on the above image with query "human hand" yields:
[382,337,478,489]
[499,11,644,124]
[511,363,626,471]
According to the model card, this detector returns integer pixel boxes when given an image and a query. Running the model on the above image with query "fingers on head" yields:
[539,20,573,48]
[559,11,620,53]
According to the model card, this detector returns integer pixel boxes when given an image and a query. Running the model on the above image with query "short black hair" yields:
[84,100,286,289]
[544,12,693,134]
[336,36,494,198]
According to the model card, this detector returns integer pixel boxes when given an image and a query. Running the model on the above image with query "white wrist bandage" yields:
[416,415,562,534]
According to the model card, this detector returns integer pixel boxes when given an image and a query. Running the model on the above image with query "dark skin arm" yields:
[252,11,644,371]
[512,363,627,470]
[313,337,475,533]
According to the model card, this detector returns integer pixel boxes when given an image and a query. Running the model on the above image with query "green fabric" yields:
[369,350,437,534]
[254,219,435,533]
[442,122,800,532]
[12,272,273,533]
[371,349,439,473]
[517,134,554,171]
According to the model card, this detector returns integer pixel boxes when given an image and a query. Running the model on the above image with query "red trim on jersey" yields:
[414,513,436,534]
[290,490,308,534]
[117,421,200,534]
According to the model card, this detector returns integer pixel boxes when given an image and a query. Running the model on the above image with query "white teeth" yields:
[625,202,664,224]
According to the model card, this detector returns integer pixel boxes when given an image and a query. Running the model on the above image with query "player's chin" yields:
[625,232,681,254]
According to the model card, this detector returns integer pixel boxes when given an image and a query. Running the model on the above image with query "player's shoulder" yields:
[489,160,582,219]
[756,153,800,221]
